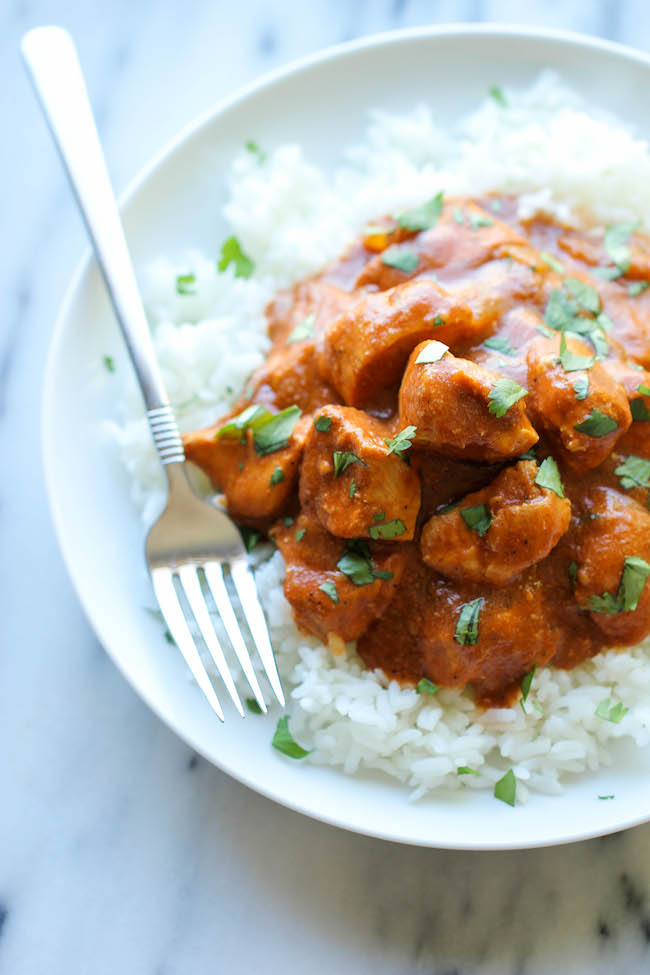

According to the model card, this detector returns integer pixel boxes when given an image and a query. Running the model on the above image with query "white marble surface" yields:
[4,1,650,972]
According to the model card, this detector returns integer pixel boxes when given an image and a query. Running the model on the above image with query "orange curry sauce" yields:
[184,195,650,706]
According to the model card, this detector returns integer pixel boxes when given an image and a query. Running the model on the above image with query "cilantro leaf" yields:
[240,526,261,553]
[628,281,649,296]
[460,504,492,536]
[573,410,618,437]
[269,466,284,486]
[458,766,480,776]
[564,277,601,314]
[604,220,639,274]
[245,139,267,163]
[453,206,465,225]
[469,213,493,230]
[373,512,385,522]
[283,516,294,526]
[349,480,357,499]
[414,341,449,364]
[332,451,367,477]
[397,192,444,232]
[288,314,315,343]
[494,769,516,806]
[454,598,484,646]
[586,555,650,614]
[573,375,590,400]
[545,288,578,331]
[540,251,564,273]
[488,378,528,417]
[488,85,507,106]
[176,272,197,295]
[253,405,302,455]
[218,236,255,278]
[381,246,419,273]
[416,678,438,695]
[246,698,263,714]
[483,336,515,356]
[314,415,331,432]
[534,457,565,498]
[385,424,417,458]
[568,561,578,583]
[519,447,537,461]
[520,664,536,703]
[337,540,393,587]
[638,383,650,395]
[102,354,115,372]
[631,397,650,422]
[615,455,650,491]
[295,528,306,542]
[368,519,406,540]
[272,716,310,759]
[319,580,339,604]
[595,699,629,724]
[559,331,595,372]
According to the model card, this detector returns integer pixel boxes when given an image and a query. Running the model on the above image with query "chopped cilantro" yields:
[102,354,115,372]
[373,512,386,522]
[381,246,419,273]
[349,480,357,499]
[397,192,444,232]
[385,424,417,458]
[332,451,367,477]
[241,526,261,553]
[568,561,578,583]
[283,516,294,526]
[272,716,310,759]
[490,199,502,212]
[369,518,406,540]
[586,555,650,614]
[519,447,537,461]
[573,375,590,401]
[295,528,306,542]
[559,331,595,372]
[414,341,449,364]
[488,84,507,107]
[218,236,255,278]
[319,580,339,604]
[176,272,197,295]
[460,504,492,537]
[540,251,564,273]
[469,213,494,230]
[288,314,315,343]
[453,206,465,225]
[628,281,649,296]
[253,405,302,456]
[454,597,484,646]
[458,766,480,776]
[416,678,438,695]
[488,378,528,417]
[520,664,536,703]
[494,768,516,806]
[564,277,601,314]
[433,314,445,327]
[573,410,618,437]
[604,220,639,274]
[534,457,565,498]
[246,698,263,714]
[314,415,331,432]
[483,336,515,356]
[639,383,650,395]
[615,455,650,491]
[631,397,650,422]
[598,795,615,800]
[337,540,393,587]
[595,699,629,724]
[590,325,610,360]
[245,140,267,163]
[270,466,284,486]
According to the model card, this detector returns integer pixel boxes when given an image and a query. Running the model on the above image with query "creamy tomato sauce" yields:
[184,195,650,706]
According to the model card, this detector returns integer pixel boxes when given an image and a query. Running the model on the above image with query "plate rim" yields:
[42,22,650,850]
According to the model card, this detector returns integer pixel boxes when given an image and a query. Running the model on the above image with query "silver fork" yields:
[22,26,285,720]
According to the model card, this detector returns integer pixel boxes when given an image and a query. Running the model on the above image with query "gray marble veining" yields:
[3,1,650,973]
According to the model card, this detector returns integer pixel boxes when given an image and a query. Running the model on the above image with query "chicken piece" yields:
[299,405,421,541]
[183,408,309,524]
[526,334,632,469]
[420,460,571,586]
[357,551,562,704]
[270,512,408,645]
[440,258,542,335]
[607,360,650,456]
[399,343,538,462]
[245,342,342,414]
[573,487,650,645]
[318,279,475,408]
[266,279,353,345]
[354,202,532,291]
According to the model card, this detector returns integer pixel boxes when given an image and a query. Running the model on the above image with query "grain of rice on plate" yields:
[107,72,650,803]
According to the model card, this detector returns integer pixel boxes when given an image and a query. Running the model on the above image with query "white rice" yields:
[108,72,650,799]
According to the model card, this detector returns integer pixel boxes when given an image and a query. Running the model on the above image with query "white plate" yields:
[44,25,650,849]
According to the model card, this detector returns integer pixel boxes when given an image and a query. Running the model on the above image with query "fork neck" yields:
[147,405,186,470]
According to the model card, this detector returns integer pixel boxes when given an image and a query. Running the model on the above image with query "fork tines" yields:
[151,560,284,721]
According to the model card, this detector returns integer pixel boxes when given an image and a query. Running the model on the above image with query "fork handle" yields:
[21,26,185,467]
